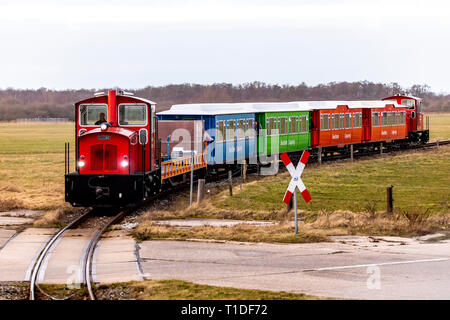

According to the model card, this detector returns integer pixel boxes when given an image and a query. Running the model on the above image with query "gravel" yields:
[0,282,29,300]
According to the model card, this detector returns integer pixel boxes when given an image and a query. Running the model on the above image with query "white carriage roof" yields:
[157,100,403,116]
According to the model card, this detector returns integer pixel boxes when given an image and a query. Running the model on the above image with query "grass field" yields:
[211,147,450,215]
[427,113,450,141]
[0,122,74,210]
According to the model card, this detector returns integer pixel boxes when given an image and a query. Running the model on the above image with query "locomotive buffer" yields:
[281,151,312,234]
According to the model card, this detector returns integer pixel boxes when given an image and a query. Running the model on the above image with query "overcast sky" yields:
[0,0,449,92]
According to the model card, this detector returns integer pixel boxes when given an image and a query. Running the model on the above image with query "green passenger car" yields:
[257,111,311,156]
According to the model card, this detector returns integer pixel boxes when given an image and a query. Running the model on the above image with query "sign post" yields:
[281,151,312,234]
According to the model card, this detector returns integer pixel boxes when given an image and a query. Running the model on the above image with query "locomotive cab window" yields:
[401,99,415,110]
[119,104,147,126]
[79,104,108,126]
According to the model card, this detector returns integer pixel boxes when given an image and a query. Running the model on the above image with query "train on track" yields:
[65,90,429,208]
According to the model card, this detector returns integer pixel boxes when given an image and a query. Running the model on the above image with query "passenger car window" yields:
[399,112,406,125]
[372,112,380,127]
[216,121,224,142]
[79,104,108,126]
[237,119,245,139]
[267,118,276,136]
[226,120,235,141]
[321,114,330,130]
[119,104,147,126]
[300,116,307,133]
[387,112,392,126]
[392,112,397,125]
[345,114,351,129]
[332,114,340,130]
[289,117,298,134]
[246,119,254,138]
[381,112,388,126]
[279,118,287,135]
[354,113,362,128]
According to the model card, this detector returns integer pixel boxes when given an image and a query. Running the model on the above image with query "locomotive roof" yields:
[75,92,156,106]
[157,100,403,116]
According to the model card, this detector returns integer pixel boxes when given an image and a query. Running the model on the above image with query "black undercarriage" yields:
[65,170,161,207]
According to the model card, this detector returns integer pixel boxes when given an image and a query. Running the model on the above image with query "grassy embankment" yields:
[39,280,323,300]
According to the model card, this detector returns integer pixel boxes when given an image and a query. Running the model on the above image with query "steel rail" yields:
[29,210,92,300]
[84,207,134,300]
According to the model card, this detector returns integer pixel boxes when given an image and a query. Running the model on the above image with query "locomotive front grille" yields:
[91,144,103,170]
[90,144,118,171]
[105,144,117,170]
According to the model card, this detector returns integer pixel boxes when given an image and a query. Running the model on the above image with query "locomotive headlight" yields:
[101,123,108,131]
[78,160,86,167]
[120,155,129,167]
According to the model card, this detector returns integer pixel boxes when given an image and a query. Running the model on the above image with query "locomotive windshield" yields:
[119,104,147,126]
[79,104,108,126]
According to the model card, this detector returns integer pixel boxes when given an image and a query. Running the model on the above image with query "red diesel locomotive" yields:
[65,90,163,207]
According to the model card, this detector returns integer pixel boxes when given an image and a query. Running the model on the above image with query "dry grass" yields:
[135,205,447,241]
[309,209,447,237]
[33,204,84,228]
[133,222,330,243]
[0,198,25,212]
[40,280,324,300]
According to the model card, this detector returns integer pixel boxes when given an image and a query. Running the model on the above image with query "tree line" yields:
[0,81,448,121]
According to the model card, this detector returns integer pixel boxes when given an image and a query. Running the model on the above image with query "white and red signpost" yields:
[281,151,312,234]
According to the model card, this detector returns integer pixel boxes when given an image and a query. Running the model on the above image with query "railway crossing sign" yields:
[281,151,311,234]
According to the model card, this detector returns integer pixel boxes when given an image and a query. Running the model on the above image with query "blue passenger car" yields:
[157,103,257,165]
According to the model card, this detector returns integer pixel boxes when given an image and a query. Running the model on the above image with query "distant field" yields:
[426,113,450,141]
[0,122,74,210]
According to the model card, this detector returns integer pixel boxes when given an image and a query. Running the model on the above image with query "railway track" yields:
[29,208,137,300]
[307,139,450,164]
[28,210,92,300]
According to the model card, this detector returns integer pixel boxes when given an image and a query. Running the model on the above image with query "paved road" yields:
[138,236,450,300]
[0,227,448,299]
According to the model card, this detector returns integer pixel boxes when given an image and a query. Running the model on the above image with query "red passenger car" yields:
[362,103,408,143]
[311,104,363,148]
